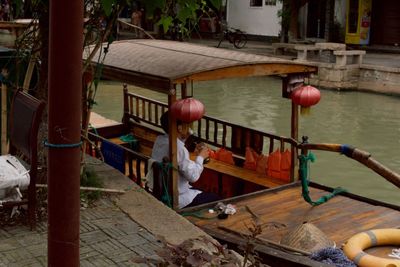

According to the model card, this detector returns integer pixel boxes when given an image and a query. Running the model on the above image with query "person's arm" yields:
[178,146,204,183]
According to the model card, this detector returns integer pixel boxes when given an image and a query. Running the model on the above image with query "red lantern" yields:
[291,85,321,115]
[170,98,205,123]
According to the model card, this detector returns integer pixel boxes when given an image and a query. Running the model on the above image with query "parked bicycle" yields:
[217,27,247,49]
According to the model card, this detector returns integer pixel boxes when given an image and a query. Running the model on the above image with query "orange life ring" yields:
[343,228,400,267]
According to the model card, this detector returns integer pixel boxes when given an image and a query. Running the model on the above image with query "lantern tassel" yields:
[300,106,311,115]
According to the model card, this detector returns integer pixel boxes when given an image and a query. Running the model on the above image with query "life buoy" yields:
[343,228,400,267]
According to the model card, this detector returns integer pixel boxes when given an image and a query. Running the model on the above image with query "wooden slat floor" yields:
[185,183,400,249]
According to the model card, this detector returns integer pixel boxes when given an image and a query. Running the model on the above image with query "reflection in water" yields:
[94,77,400,205]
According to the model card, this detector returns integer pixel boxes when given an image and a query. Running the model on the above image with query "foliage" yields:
[80,166,103,203]
[132,235,242,266]
[143,0,223,39]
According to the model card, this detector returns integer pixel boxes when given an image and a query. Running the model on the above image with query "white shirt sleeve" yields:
[177,140,204,183]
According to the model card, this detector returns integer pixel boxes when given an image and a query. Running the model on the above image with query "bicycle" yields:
[217,27,247,49]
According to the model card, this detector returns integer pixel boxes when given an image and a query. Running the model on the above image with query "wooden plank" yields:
[185,183,400,249]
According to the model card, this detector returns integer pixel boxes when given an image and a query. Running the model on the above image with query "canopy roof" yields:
[86,39,317,93]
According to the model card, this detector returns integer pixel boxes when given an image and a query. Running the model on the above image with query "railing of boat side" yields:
[86,131,150,186]
[123,90,299,180]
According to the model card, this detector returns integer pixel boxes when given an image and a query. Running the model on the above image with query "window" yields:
[250,0,262,7]
[265,0,276,6]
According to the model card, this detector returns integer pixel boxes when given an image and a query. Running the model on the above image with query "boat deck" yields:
[183,182,400,256]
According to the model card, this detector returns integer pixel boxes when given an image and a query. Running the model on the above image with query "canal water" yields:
[94,77,400,205]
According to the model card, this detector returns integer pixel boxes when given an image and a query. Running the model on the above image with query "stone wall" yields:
[358,65,400,96]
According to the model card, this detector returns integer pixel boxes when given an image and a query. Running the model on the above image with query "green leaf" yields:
[176,6,193,23]
[158,15,174,31]
[101,0,114,16]
[209,0,222,9]
[143,0,166,19]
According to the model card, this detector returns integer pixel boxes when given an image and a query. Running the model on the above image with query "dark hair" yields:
[160,111,182,133]
[160,111,169,133]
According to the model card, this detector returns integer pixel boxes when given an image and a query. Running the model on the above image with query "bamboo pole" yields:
[1,83,7,155]
[22,53,37,91]
[299,143,400,188]
[37,184,125,194]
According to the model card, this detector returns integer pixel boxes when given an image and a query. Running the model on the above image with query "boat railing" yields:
[299,142,400,188]
[86,131,150,186]
[123,90,299,181]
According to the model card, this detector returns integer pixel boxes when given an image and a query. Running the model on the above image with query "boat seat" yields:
[1,89,45,229]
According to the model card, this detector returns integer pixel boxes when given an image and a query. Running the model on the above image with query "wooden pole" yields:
[300,143,400,189]
[48,0,83,265]
[168,85,179,210]
[22,53,37,91]
[1,83,7,154]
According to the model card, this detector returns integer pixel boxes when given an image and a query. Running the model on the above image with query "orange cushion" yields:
[215,147,235,165]
[267,149,281,179]
[256,153,269,175]
[280,149,292,182]
[243,147,258,170]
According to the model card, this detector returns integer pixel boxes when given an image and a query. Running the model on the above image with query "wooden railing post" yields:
[123,84,128,125]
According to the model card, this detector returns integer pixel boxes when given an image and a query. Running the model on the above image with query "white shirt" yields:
[151,134,203,208]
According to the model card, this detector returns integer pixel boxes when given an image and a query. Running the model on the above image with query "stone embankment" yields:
[190,38,400,96]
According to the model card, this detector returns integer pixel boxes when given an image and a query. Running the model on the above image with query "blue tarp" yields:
[101,139,125,174]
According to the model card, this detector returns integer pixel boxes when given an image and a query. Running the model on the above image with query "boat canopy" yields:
[85,39,317,93]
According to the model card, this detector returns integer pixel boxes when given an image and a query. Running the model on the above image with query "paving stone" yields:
[97,247,138,263]
[118,234,149,248]
[7,258,43,267]
[80,221,99,233]
[80,259,96,267]
[25,243,47,257]
[80,230,110,245]
[90,239,125,254]
[84,255,116,266]
[0,248,34,263]
[80,246,101,260]
[0,229,11,239]
[138,230,160,244]
[16,232,45,247]
[0,239,21,252]
[101,226,127,238]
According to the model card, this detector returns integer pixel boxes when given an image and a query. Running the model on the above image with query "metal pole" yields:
[48,0,83,265]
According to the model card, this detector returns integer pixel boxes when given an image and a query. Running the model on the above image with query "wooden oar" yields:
[300,143,400,189]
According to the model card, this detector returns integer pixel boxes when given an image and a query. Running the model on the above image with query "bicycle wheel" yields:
[233,33,247,49]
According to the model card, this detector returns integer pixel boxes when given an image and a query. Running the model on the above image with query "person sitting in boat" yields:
[151,111,220,209]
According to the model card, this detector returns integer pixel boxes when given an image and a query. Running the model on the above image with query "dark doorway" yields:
[307,0,326,38]
[370,0,400,45]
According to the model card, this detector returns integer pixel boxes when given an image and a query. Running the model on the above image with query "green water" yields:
[94,77,400,206]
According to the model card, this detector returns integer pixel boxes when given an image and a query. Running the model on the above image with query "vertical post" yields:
[168,84,179,210]
[1,83,7,154]
[123,84,128,125]
[181,81,187,98]
[290,101,299,181]
[48,0,83,266]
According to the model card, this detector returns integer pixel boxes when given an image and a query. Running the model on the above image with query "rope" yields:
[44,140,82,149]
[156,161,173,208]
[310,247,356,267]
[299,152,347,206]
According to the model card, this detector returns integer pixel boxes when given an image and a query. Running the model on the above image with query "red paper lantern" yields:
[291,85,321,115]
[170,98,205,123]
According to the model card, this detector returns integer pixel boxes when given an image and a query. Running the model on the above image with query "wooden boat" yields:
[84,39,400,266]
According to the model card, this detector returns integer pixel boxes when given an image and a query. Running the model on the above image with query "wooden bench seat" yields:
[203,158,287,188]
[333,50,366,66]
[190,153,286,188]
